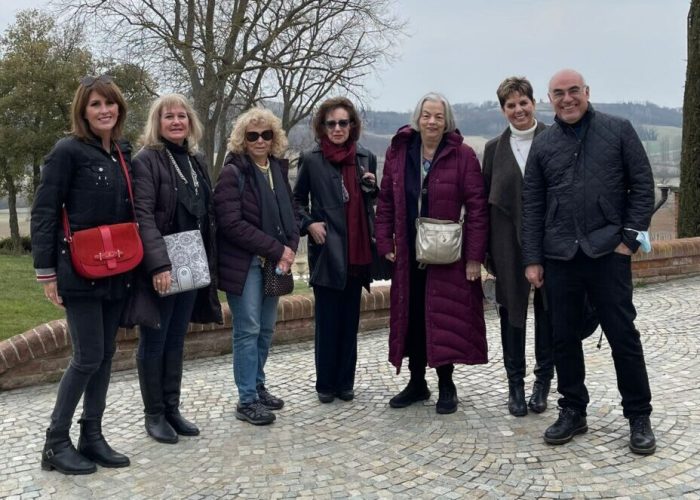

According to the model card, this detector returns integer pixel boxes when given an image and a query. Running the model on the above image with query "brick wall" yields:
[2,237,699,391]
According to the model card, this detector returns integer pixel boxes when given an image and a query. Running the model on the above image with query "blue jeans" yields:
[227,257,279,404]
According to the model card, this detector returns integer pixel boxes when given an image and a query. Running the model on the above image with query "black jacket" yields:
[122,146,222,328]
[293,143,378,290]
[522,106,654,265]
[31,136,135,299]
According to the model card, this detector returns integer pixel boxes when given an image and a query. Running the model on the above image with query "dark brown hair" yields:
[496,76,535,108]
[70,78,128,140]
[311,97,361,143]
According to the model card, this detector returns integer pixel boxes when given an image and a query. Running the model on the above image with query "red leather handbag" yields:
[62,145,143,279]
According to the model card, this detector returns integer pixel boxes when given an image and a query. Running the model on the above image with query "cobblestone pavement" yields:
[1,277,700,499]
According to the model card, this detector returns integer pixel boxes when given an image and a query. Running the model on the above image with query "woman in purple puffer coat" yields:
[375,92,488,415]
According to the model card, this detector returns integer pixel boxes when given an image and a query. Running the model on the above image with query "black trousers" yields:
[405,262,454,382]
[50,296,125,432]
[545,251,652,418]
[313,276,363,393]
[138,290,197,360]
[499,288,554,383]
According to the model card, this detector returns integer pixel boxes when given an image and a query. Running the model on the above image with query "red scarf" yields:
[321,137,372,268]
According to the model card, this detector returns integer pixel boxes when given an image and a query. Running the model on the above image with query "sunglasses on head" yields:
[324,119,351,129]
[80,74,114,87]
[245,130,274,142]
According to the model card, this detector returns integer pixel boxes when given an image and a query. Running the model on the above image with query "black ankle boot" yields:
[77,419,130,468]
[137,358,178,444]
[528,379,551,414]
[389,379,431,408]
[436,382,458,414]
[629,415,656,455]
[163,351,199,436]
[508,382,528,416]
[41,428,96,475]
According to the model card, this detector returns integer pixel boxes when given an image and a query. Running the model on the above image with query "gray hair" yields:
[409,92,457,133]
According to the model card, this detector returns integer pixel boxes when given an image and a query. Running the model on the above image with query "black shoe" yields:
[257,384,284,410]
[436,383,458,414]
[76,419,130,468]
[165,411,200,436]
[235,401,276,425]
[528,379,550,414]
[41,428,96,475]
[145,414,179,444]
[336,390,355,402]
[508,382,528,417]
[629,415,656,455]
[317,392,335,404]
[389,379,431,408]
[544,407,588,445]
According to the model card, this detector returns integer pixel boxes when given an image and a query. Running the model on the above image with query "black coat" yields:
[122,147,222,329]
[214,153,300,295]
[31,136,135,299]
[483,122,547,328]
[522,107,655,265]
[293,144,378,290]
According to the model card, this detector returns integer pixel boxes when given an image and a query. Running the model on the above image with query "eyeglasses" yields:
[80,75,114,87]
[324,119,351,129]
[550,86,587,102]
[245,130,274,142]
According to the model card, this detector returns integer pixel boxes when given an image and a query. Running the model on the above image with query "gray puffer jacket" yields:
[522,106,654,265]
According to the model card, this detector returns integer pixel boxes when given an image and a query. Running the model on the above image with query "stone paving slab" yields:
[1,277,700,499]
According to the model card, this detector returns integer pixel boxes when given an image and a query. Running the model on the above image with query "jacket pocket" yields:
[544,196,559,226]
[598,196,621,225]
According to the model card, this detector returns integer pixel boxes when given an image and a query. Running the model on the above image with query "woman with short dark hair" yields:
[293,97,378,404]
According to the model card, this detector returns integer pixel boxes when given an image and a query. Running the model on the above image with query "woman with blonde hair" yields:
[124,93,222,443]
[215,107,299,425]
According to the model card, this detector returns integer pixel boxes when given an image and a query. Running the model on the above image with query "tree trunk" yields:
[3,172,22,253]
[678,0,700,237]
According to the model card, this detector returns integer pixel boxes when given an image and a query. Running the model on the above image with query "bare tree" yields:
[679,0,700,237]
[59,0,405,177]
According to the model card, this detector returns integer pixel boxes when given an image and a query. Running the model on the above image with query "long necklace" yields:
[512,139,528,166]
[165,148,199,196]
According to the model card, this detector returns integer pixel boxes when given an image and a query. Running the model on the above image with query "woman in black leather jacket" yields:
[293,97,378,404]
[31,76,133,475]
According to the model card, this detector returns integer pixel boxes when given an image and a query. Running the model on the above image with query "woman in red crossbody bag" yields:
[31,76,135,475]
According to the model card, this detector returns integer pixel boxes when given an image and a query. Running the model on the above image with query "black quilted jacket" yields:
[521,106,654,264]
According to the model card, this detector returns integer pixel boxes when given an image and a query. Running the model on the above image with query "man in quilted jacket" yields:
[521,69,656,455]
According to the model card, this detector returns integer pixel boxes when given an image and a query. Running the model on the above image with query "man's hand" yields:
[614,242,633,256]
[307,222,327,244]
[525,264,544,288]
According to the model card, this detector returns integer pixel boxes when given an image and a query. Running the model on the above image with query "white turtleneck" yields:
[509,120,538,176]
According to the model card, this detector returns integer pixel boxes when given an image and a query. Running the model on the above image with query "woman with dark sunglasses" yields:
[31,75,132,474]
[214,108,299,425]
[293,97,379,404]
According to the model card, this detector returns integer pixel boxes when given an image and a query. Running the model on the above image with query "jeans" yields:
[545,250,652,418]
[227,257,279,404]
[50,296,125,431]
[313,275,363,394]
[138,290,198,360]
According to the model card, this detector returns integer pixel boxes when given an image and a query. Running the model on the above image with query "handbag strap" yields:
[416,144,465,224]
[62,142,137,242]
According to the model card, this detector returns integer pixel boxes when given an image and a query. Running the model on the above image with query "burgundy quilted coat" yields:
[375,126,489,372]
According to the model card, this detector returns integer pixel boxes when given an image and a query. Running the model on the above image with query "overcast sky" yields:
[0,0,689,112]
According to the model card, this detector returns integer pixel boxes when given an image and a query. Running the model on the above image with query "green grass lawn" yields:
[0,254,65,341]
[0,253,312,342]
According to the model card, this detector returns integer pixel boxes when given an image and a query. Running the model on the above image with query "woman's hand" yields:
[384,252,396,262]
[466,260,481,282]
[43,281,64,308]
[307,222,327,244]
[153,270,172,295]
[278,246,296,274]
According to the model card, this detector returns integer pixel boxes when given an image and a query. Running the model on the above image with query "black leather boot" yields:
[41,428,96,475]
[435,364,458,414]
[163,351,200,436]
[500,313,527,417]
[629,415,656,455]
[528,379,551,414]
[77,419,130,468]
[389,379,431,408]
[137,358,178,444]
